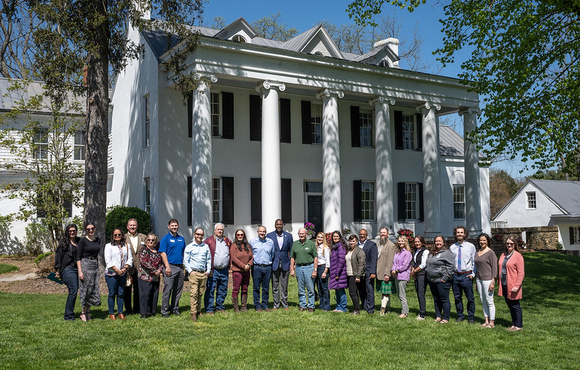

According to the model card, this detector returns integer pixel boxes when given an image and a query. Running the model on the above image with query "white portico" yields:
[107,18,489,241]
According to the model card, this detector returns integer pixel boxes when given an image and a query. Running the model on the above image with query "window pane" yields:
[311,104,322,144]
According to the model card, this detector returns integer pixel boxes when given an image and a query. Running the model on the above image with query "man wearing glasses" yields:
[124,218,147,315]
[249,225,274,311]
[184,228,211,322]
[159,219,187,317]
[203,223,232,314]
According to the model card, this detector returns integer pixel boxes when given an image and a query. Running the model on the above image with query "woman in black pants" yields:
[54,224,80,320]
[346,235,366,315]
[411,236,429,320]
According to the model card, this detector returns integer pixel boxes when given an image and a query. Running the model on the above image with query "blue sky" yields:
[202,1,532,178]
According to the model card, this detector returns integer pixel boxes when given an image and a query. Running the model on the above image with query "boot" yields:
[241,294,248,312]
[233,296,240,313]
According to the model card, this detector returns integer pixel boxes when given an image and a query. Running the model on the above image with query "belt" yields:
[297,262,313,266]
[85,256,97,260]
[255,263,271,267]
[169,263,184,268]
[455,270,472,275]
[191,268,205,273]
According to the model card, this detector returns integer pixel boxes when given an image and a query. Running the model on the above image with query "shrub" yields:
[24,222,52,255]
[34,251,54,265]
[106,206,151,238]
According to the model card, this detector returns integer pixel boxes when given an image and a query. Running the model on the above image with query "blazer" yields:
[267,230,294,271]
[204,235,233,273]
[376,240,397,281]
[361,239,378,276]
[348,247,366,278]
[125,232,147,275]
[498,251,525,300]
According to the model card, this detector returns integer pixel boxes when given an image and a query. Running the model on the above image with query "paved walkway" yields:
[0,273,37,282]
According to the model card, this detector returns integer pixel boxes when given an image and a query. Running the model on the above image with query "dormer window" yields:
[314,51,323,56]
[232,35,247,43]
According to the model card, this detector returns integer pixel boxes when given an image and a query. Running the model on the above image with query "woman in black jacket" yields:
[54,224,81,320]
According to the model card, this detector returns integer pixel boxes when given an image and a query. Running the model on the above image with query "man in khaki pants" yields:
[184,227,211,322]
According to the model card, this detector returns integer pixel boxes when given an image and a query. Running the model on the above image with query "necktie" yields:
[458,244,462,272]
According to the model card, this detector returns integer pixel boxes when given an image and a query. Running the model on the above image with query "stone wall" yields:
[491,226,559,251]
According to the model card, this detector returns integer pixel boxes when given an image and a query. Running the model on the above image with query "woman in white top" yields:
[104,228,133,320]
[314,232,331,311]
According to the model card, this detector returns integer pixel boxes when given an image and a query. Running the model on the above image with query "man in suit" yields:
[203,223,233,314]
[267,219,293,310]
[358,228,378,314]
[124,218,147,315]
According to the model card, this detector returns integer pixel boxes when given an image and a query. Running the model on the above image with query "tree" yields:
[347,0,580,175]
[251,12,298,41]
[0,79,84,250]
[489,169,522,218]
[24,0,204,250]
[0,0,39,79]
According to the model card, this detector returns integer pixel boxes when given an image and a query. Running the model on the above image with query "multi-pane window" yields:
[572,226,580,244]
[143,95,150,148]
[144,178,151,214]
[526,191,536,209]
[212,177,222,223]
[33,128,48,159]
[405,183,418,220]
[74,130,86,160]
[402,113,415,150]
[359,108,373,147]
[361,181,375,221]
[311,103,322,144]
[453,186,466,219]
[211,92,221,137]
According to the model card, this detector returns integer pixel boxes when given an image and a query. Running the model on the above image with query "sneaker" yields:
[162,313,170,318]
[468,318,475,324]
[416,315,425,320]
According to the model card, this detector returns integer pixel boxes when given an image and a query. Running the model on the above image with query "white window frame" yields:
[402,113,416,150]
[453,185,466,219]
[311,103,322,144]
[361,181,375,221]
[526,191,536,209]
[33,128,48,159]
[143,94,150,149]
[211,92,222,137]
[144,177,151,214]
[405,182,419,221]
[74,130,86,161]
[212,177,222,223]
[359,108,374,148]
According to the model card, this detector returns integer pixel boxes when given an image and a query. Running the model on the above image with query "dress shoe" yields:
[191,313,197,322]
[118,313,126,320]
[108,314,116,320]
[206,311,214,316]
[308,308,314,313]
[217,310,225,314]
[468,318,475,324]
[263,308,271,312]
[456,317,465,323]
[173,311,181,316]
[299,307,306,312]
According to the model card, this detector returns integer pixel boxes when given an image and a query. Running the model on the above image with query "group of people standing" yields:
[54,219,525,330]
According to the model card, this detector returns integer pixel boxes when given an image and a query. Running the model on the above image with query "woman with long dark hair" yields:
[314,232,331,311]
[76,222,102,321]
[411,235,429,320]
[329,231,348,312]
[229,229,253,312]
[498,236,525,331]
[54,223,80,320]
[475,233,498,328]
[104,228,132,320]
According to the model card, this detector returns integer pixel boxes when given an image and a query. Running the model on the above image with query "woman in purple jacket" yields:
[391,236,413,318]
[329,231,348,312]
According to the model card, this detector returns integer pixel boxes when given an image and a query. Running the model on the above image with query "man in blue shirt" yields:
[184,227,212,322]
[159,219,187,317]
[450,226,477,324]
[249,225,274,311]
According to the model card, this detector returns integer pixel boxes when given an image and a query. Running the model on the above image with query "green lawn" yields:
[0,263,19,274]
[1,251,579,369]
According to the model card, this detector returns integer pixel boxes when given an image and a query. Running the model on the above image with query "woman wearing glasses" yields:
[229,229,253,312]
[138,232,163,318]
[104,228,133,320]
[498,236,525,331]
[54,223,80,320]
[76,222,102,321]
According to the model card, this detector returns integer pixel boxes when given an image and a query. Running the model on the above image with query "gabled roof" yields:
[280,25,343,59]
[214,17,257,41]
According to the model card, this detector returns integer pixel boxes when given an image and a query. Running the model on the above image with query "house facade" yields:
[493,179,580,250]
[107,18,490,241]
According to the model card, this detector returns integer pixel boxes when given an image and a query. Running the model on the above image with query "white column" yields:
[417,102,442,237]
[191,73,217,233]
[317,88,344,232]
[256,80,285,227]
[460,107,483,236]
[371,96,396,231]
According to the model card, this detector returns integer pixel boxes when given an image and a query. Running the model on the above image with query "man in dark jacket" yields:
[359,229,378,314]
[267,219,293,310]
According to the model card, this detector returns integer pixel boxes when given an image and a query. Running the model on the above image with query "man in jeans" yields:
[159,219,187,317]
[290,228,318,312]
[249,225,274,311]
[203,223,232,314]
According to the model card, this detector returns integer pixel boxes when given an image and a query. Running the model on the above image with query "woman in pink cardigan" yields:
[498,236,525,331]
[391,236,413,318]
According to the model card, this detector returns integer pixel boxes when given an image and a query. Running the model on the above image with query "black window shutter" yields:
[187,91,193,138]
[222,92,234,139]
[281,178,292,223]
[222,177,234,225]
[280,98,291,143]
[301,100,312,144]
[397,182,406,221]
[353,180,362,222]
[418,183,424,221]
[394,110,403,150]
[570,227,575,244]
[250,95,262,141]
[187,176,192,226]
[415,113,423,151]
[350,106,361,147]
[251,178,262,224]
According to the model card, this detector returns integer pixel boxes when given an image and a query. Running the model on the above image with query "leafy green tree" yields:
[347,0,580,175]
[0,79,84,251]
[251,12,298,41]
[105,206,151,239]
[489,169,522,218]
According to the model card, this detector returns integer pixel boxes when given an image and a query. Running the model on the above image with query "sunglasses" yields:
[113,233,122,237]
[147,239,156,242]
[68,229,77,233]
[236,234,244,236]
[86,227,94,231]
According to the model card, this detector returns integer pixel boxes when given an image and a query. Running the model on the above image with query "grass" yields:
[0,251,579,370]
[0,263,19,274]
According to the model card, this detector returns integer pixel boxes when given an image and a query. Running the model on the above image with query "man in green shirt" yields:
[290,228,318,312]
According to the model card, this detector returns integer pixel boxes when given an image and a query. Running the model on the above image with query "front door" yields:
[304,181,323,236]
